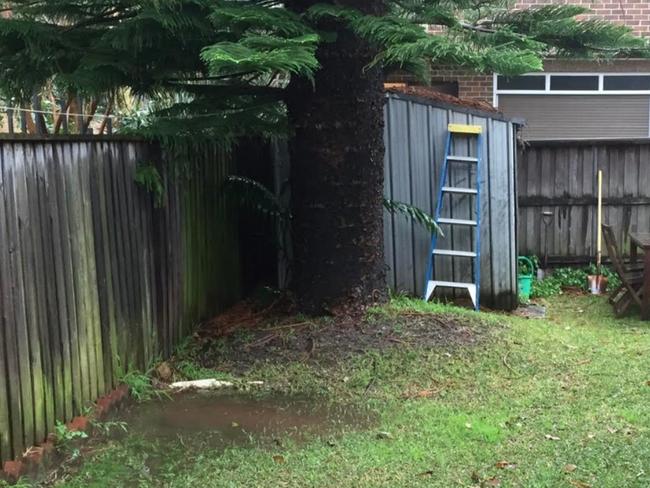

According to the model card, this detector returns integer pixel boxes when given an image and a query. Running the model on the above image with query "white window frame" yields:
[493,72,650,108]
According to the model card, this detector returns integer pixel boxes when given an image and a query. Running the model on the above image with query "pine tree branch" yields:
[1,0,645,142]
[459,21,498,35]
[164,72,258,83]
[63,7,136,32]
[0,1,40,14]
[161,82,285,98]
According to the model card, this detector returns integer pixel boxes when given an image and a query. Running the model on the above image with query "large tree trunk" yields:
[286,1,388,313]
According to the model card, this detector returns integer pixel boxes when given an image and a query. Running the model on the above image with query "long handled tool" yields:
[588,170,606,294]
[597,169,603,274]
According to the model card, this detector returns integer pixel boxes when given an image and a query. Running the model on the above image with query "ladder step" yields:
[448,123,483,135]
[442,186,478,195]
[438,218,477,226]
[433,249,477,258]
[424,281,478,308]
[447,156,478,162]
[427,280,476,289]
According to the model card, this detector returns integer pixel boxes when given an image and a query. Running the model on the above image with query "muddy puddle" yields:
[118,391,374,448]
[24,394,373,487]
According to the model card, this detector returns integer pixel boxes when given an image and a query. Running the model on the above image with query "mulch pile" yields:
[386,85,499,113]
[185,298,488,374]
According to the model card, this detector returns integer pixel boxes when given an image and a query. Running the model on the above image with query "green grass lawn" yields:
[23,295,650,487]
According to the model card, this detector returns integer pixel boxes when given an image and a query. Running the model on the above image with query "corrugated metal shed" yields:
[384,91,519,310]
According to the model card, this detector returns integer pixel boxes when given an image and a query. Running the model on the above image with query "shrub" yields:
[531,277,563,298]
[523,257,622,299]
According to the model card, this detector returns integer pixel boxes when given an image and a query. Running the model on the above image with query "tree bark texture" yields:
[286,1,388,312]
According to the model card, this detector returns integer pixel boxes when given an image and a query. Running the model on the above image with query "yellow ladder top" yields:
[448,123,482,135]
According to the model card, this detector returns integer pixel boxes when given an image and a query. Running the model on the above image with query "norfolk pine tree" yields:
[0,0,646,311]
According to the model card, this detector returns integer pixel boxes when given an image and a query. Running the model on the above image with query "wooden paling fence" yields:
[518,139,650,263]
[0,137,241,463]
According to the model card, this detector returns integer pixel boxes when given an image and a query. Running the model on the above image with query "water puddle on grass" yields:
[119,391,373,448]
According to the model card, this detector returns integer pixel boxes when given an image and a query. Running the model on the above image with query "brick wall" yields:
[442,58,650,105]
[515,0,650,37]
[425,1,650,104]
[430,68,494,102]
[389,68,494,101]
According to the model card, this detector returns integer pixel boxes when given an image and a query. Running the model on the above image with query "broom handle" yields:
[597,170,603,273]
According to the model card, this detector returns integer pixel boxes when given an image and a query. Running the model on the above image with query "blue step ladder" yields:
[423,123,482,310]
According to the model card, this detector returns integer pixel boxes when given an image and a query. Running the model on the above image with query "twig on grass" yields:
[245,333,278,350]
[502,350,521,378]
[260,321,313,332]
[387,336,407,344]
[365,357,378,394]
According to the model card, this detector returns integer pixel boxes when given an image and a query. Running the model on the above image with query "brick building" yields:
[423,0,650,140]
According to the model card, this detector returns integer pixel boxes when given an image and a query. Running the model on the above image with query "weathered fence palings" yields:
[518,139,650,263]
[0,137,241,464]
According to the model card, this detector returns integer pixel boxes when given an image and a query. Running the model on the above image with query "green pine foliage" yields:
[0,0,646,141]
[383,198,441,235]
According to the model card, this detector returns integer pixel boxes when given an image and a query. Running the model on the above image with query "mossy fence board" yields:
[0,138,241,463]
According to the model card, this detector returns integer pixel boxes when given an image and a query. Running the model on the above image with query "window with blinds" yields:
[495,74,650,140]
[497,95,650,140]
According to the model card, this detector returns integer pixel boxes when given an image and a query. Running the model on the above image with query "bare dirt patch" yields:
[183,300,491,374]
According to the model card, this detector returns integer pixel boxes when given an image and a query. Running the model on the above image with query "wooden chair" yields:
[602,223,643,316]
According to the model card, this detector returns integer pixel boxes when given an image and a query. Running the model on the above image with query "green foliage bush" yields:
[119,370,170,402]
[551,267,589,289]
[55,421,88,444]
[134,163,164,208]
[524,256,622,299]
[531,277,563,298]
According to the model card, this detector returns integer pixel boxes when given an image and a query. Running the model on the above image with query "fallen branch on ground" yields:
[169,379,264,391]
